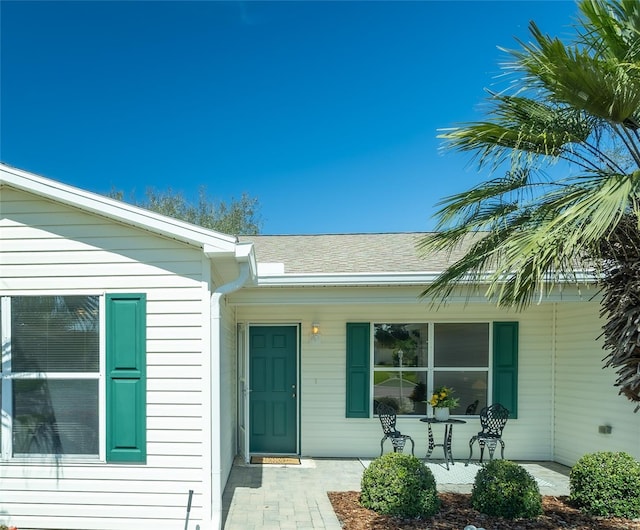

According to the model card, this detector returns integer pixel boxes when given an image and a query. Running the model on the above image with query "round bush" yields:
[471,459,542,519]
[360,452,440,518]
[570,451,640,517]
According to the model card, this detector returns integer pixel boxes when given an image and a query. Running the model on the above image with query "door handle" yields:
[292,384,296,398]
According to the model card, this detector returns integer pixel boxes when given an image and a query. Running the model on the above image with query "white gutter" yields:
[254,270,600,287]
[208,243,256,530]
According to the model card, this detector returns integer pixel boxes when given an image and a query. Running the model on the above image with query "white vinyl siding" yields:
[554,302,640,465]
[233,290,555,461]
[0,188,209,530]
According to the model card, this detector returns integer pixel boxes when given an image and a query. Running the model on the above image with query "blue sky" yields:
[1,1,579,234]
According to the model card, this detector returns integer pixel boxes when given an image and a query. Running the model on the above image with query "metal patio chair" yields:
[376,401,415,456]
[466,403,509,465]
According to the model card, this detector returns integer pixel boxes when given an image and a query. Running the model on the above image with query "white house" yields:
[1,162,639,530]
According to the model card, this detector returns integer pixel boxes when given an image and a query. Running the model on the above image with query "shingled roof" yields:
[239,233,484,275]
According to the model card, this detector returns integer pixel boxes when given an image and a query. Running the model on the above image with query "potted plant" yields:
[428,386,460,421]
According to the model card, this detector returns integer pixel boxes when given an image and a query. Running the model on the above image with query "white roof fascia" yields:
[254,270,600,287]
[0,163,237,253]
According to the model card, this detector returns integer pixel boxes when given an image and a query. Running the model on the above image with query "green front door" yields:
[249,325,297,454]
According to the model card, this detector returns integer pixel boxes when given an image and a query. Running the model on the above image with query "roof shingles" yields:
[239,233,482,275]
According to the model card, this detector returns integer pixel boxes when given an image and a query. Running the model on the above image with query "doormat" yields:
[251,456,301,465]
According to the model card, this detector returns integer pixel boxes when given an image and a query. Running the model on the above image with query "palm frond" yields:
[512,23,640,126]
[430,170,530,227]
[439,96,597,171]
[578,0,640,61]
[420,168,640,308]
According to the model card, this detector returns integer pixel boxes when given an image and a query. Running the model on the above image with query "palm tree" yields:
[418,0,640,407]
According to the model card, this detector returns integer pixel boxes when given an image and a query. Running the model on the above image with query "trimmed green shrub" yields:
[570,451,640,518]
[471,459,542,519]
[360,452,440,517]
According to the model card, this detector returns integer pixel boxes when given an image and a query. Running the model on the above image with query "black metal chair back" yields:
[375,402,415,456]
[466,403,509,465]
[479,403,509,437]
[377,402,399,436]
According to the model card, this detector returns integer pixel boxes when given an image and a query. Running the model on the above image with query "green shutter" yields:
[493,321,518,419]
[346,323,370,418]
[106,293,147,462]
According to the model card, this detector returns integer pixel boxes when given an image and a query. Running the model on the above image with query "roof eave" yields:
[254,271,600,287]
[256,272,440,287]
[0,163,238,253]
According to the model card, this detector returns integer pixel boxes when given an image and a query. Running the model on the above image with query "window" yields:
[1,295,100,457]
[0,293,147,461]
[346,321,518,419]
[373,322,489,416]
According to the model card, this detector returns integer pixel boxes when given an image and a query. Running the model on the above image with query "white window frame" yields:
[0,295,106,461]
[372,321,491,416]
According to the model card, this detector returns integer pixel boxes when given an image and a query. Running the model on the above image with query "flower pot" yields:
[434,407,450,421]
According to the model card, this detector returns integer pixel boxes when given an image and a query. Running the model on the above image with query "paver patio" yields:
[221,458,571,529]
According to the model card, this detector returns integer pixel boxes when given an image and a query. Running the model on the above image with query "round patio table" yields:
[420,417,467,470]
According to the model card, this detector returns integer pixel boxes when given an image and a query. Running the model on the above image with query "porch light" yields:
[311,322,321,341]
